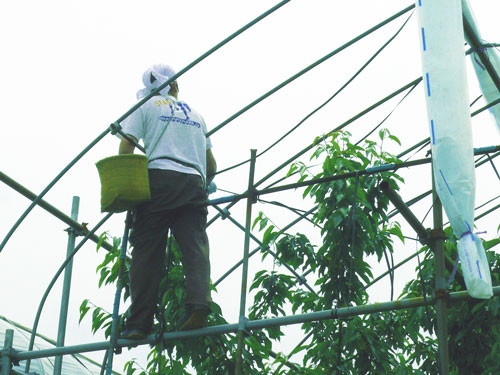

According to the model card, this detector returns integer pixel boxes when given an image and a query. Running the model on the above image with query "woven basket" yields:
[96,154,151,213]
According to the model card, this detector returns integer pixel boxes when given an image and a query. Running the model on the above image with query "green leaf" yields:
[388,223,405,244]
[483,237,500,250]
[389,134,401,145]
[252,211,263,230]
[79,299,90,324]
[262,225,276,247]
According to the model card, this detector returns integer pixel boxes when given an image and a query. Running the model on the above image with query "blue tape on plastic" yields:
[426,72,431,96]
[439,169,453,195]
[421,28,426,51]
[465,221,472,232]
[447,255,459,286]
[431,119,436,144]
[477,261,483,279]
[473,52,486,71]
[460,230,472,239]
[418,0,422,6]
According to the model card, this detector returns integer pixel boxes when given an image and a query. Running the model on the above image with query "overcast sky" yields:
[1,0,500,372]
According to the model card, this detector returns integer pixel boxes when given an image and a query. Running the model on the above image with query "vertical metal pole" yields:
[2,329,13,375]
[235,149,257,375]
[432,176,449,374]
[53,196,80,375]
[105,210,132,375]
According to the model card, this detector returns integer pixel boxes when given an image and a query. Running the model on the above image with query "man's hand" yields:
[206,149,217,185]
[119,135,138,154]
[206,181,217,195]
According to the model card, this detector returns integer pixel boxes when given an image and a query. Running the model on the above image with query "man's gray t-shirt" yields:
[121,95,212,184]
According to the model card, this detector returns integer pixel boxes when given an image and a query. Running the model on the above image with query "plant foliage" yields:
[81,130,500,374]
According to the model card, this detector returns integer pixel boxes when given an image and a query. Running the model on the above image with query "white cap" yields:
[136,64,176,100]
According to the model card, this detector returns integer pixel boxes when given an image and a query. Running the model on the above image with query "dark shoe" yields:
[120,327,148,340]
[179,307,210,331]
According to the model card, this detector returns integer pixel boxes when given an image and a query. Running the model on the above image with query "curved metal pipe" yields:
[0,128,110,254]
[1,0,292,255]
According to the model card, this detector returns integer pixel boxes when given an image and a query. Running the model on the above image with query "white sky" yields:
[1,0,500,372]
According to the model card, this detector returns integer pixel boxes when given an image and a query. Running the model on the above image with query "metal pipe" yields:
[472,96,500,117]
[213,206,318,287]
[206,77,423,227]
[206,3,416,137]
[109,0,293,143]
[2,329,13,375]
[463,16,500,93]
[476,202,500,222]
[53,196,80,375]
[208,75,498,225]
[259,158,429,198]
[13,286,500,361]
[208,144,499,228]
[213,206,317,296]
[380,181,430,243]
[431,180,449,374]
[275,332,313,373]
[105,211,132,375]
[0,172,113,252]
[380,180,465,289]
[25,213,114,373]
[365,247,427,289]
[258,145,500,199]
[389,149,500,220]
[235,149,257,375]
[399,96,500,160]
[0,0,291,256]
[0,128,110,254]
[254,78,423,191]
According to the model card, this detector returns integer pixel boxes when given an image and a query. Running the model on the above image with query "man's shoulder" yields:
[143,96,174,109]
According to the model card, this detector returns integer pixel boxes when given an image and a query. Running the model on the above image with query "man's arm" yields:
[206,148,217,185]
[119,135,138,154]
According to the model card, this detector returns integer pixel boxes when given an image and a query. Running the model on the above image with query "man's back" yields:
[121,95,211,183]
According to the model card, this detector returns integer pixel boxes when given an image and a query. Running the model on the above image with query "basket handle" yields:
[146,100,176,159]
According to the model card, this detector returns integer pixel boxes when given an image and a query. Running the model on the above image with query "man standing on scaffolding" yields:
[118,64,217,340]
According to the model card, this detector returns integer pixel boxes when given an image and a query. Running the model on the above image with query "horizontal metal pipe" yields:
[398,95,500,161]
[208,145,500,207]
[257,158,429,197]
[14,286,500,361]
[389,150,500,220]
[0,171,113,252]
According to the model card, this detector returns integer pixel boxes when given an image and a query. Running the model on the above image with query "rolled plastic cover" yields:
[416,0,492,298]
[462,0,500,133]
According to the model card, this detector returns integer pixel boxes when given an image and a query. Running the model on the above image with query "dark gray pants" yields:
[127,169,211,332]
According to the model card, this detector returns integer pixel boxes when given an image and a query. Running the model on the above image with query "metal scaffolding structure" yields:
[2,2,500,375]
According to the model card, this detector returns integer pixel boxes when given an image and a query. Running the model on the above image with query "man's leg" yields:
[127,210,169,333]
[172,206,211,329]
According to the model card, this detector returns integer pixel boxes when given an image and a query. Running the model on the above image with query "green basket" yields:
[96,154,151,213]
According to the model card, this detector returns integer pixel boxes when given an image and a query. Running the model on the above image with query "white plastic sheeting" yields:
[463,0,500,132]
[415,0,492,298]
